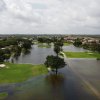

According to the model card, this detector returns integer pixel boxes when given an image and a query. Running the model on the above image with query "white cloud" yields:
[0,0,6,11]
[0,0,100,34]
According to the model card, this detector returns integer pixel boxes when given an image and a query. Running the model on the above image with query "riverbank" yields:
[64,52,100,58]
[0,63,48,84]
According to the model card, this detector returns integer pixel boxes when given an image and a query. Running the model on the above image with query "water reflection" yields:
[63,45,88,52]
[22,50,31,56]
[14,45,55,64]
[46,74,64,88]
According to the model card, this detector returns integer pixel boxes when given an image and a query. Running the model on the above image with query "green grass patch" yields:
[0,63,48,83]
[64,52,100,58]
[64,42,72,46]
[0,92,8,99]
[38,43,51,48]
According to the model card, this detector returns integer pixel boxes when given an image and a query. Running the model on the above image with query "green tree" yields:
[46,38,51,46]
[4,54,11,62]
[96,43,100,53]
[44,55,65,75]
[73,38,82,47]
[21,39,32,49]
[11,45,21,57]
[0,50,5,63]
[54,45,61,56]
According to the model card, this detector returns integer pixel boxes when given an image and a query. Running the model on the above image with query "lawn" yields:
[64,52,100,58]
[64,42,72,46]
[0,63,48,83]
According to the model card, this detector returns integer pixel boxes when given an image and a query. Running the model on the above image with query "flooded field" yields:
[0,44,100,100]
[0,64,99,100]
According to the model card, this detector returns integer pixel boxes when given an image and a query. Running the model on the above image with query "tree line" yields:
[0,37,32,63]
[73,38,100,53]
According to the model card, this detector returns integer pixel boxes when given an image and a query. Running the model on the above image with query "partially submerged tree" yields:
[44,55,66,75]
[54,45,61,56]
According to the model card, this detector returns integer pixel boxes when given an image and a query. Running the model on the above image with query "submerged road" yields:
[59,52,100,100]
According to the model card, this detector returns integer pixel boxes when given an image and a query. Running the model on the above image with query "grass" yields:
[0,92,8,99]
[64,42,72,46]
[38,43,51,48]
[0,63,48,83]
[64,52,100,58]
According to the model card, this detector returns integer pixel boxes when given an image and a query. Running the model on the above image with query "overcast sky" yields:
[0,0,100,34]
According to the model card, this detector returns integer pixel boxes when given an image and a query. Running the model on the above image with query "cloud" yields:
[0,0,100,34]
[0,0,6,12]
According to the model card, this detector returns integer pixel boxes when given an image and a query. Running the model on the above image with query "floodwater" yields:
[13,44,88,64]
[0,65,99,100]
[67,58,100,94]
[63,45,88,52]
[14,45,55,64]
[0,44,100,100]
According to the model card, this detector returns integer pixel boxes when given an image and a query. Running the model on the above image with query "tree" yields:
[4,54,11,62]
[46,38,51,46]
[96,43,100,53]
[37,37,44,43]
[54,40,63,56]
[21,39,32,49]
[11,45,21,57]
[44,55,66,75]
[54,45,61,56]
[73,38,82,47]
[0,50,5,63]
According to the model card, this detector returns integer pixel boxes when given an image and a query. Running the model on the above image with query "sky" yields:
[0,0,100,35]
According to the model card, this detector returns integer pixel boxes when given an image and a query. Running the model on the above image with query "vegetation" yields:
[97,57,100,60]
[64,52,100,58]
[44,55,65,75]
[0,37,32,63]
[73,38,82,47]
[73,38,100,53]
[54,45,61,56]
[0,63,48,83]
[0,49,5,63]
[0,37,17,48]
[64,42,72,46]
[44,37,65,75]
[37,37,52,44]
[82,42,100,52]
[0,92,8,99]
[59,52,64,57]
[53,38,64,56]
